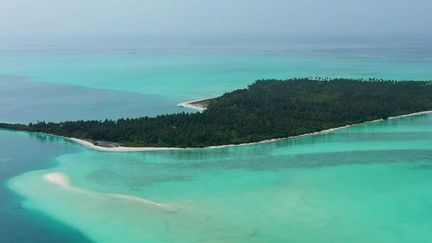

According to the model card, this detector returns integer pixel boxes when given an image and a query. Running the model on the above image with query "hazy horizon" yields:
[1,0,431,46]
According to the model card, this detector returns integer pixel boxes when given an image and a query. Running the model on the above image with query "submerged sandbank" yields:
[43,172,179,211]
[63,110,432,152]
[43,172,70,188]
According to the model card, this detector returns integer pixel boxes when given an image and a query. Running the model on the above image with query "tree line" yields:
[1,78,432,147]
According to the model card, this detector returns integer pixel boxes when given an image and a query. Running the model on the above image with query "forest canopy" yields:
[1,78,432,148]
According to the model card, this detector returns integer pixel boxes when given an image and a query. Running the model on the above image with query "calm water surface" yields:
[1,45,432,242]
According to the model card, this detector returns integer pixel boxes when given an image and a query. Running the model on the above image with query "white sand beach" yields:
[67,138,180,152]
[178,99,208,112]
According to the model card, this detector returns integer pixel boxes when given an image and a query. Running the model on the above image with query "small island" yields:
[1,78,432,148]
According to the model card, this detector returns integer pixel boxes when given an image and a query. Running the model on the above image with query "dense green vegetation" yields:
[2,78,432,148]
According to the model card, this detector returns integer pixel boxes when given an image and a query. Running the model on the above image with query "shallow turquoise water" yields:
[5,114,432,242]
[1,45,432,242]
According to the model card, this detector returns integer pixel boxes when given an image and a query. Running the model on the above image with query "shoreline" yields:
[63,110,432,152]
[177,99,210,112]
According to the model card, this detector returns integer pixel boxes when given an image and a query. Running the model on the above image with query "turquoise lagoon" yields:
[4,113,432,242]
[1,45,432,242]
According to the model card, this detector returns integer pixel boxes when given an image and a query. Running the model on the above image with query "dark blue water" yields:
[0,130,92,243]
[0,76,185,124]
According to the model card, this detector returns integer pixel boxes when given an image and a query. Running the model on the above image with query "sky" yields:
[0,0,431,43]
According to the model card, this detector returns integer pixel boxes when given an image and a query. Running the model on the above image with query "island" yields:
[1,78,432,148]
